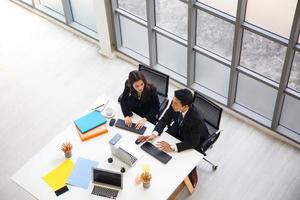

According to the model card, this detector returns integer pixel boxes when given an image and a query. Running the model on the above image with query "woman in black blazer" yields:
[120,70,160,128]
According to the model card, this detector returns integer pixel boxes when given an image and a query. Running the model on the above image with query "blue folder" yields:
[74,111,107,133]
[67,157,99,189]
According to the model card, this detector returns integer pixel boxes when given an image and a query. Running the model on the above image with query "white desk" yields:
[12,96,203,200]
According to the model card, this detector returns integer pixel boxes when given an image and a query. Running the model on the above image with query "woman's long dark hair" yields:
[127,70,151,95]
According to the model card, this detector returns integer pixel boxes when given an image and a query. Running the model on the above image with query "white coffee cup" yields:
[105,107,114,117]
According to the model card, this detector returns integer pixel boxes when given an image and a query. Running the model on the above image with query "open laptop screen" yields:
[92,168,122,189]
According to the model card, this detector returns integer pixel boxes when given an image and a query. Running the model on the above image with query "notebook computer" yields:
[91,167,123,199]
[109,133,143,167]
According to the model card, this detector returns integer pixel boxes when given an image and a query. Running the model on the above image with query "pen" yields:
[92,103,104,110]
[101,100,109,112]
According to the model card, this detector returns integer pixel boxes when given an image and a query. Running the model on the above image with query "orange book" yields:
[76,123,108,141]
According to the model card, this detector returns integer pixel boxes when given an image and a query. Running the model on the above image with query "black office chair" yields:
[193,91,223,171]
[138,64,169,118]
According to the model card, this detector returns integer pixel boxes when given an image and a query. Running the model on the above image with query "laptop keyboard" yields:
[92,185,118,199]
[119,147,138,165]
[114,119,146,135]
[140,142,172,164]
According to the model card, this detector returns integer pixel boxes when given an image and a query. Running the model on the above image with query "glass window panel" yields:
[280,95,300,133]
[119,16,149,58]
[157,34,187,77]
[155,0,188,40]
[240,30,287,82]
[235,73,277,119]
[118,0,146,20]
[288,51,300,92]
[196,10,234,60]
[197,0,237,17]
[40,0,64,15]
[195,53,230,97]
[246,0,297,38]
[70,0,97,31]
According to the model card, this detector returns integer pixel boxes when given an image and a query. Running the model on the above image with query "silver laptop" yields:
[109,133,143,167]
[91,167,123,199]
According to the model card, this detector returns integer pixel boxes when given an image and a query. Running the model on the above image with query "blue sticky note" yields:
[74,111,107,133]
[67,157,99,189]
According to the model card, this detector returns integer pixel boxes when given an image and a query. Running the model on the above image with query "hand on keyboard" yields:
[156,141,173,152]
[124,116,132,127]
[115,119,147,135]
[140,142,172,164]
[135,118,147,129]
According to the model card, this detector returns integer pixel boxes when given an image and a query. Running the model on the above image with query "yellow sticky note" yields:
[42,159,74,191]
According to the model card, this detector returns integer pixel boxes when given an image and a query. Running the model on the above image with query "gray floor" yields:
[1,1,300,200]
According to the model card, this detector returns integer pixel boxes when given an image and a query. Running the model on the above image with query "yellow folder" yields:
[42,159,74,191]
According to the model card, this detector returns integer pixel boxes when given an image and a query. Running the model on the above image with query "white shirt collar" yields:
[181,109,188,118]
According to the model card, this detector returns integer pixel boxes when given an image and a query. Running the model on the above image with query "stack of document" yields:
[74,111,108,141]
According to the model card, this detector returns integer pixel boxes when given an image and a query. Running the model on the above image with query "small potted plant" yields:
[61,142,72,158]
[140,164,152,188]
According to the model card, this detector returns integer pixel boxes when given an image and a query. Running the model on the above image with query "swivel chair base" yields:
[203,157,218,171]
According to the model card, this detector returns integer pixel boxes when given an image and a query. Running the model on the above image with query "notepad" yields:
[74,111,107,133]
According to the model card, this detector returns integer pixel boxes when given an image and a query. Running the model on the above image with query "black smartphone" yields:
[55,186,69,196]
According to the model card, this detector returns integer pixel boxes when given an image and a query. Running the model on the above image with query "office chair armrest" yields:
[200,139,211,155]
[200,129,222,154]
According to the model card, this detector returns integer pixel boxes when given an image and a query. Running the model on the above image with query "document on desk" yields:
[67,157,99,189]
[42,159,74,192]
